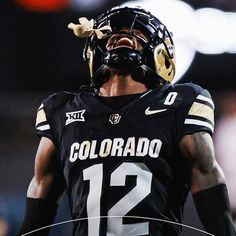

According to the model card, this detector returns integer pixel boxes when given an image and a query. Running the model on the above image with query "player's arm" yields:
[17,137,65,236]
[179,131,235,236]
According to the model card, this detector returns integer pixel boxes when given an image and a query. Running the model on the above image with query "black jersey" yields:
[35,83,214,236]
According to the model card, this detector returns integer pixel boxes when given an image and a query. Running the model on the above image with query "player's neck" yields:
[99,72,147,97]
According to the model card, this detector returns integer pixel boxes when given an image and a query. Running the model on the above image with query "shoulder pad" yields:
[172,82,202,95]
[36,91,78,140]
[171,82,212,107]
[173,83,215,138]
[42,91,77,110]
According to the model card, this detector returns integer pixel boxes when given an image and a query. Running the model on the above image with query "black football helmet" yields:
[83,6,175,89]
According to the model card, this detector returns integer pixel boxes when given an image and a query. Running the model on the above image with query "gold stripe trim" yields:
[36,108,47,126]
[188,102,214,124]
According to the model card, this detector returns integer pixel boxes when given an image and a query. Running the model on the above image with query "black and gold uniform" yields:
[35,83,214,236]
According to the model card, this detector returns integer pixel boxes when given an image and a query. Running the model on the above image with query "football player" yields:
[17,6,235,236]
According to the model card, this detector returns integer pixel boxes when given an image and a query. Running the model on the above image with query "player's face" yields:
[106,28,148,51]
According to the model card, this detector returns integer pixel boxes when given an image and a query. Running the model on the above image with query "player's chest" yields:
[59,107,176,163]
[62,104,175,136]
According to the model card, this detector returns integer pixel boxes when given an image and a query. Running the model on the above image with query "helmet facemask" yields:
[83,7,175,89]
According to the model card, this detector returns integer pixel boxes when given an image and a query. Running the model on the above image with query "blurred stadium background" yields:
[0,0,236,235]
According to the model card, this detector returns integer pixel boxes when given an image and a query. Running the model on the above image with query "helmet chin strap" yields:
[91,66,164,90]
[91,47,144,88]
[91,47,166,89]
[103,47,144,70]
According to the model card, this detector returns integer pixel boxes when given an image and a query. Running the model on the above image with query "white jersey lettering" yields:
[69,137,162,162]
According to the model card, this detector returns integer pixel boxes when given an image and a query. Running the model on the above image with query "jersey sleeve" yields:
[176,84,215,142]
[35,91,77,141]
[35,103,53,140]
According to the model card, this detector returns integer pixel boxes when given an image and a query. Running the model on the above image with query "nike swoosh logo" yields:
[145,107,167,115]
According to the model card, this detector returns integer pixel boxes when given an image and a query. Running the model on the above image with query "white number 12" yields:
[83,162,152,236]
